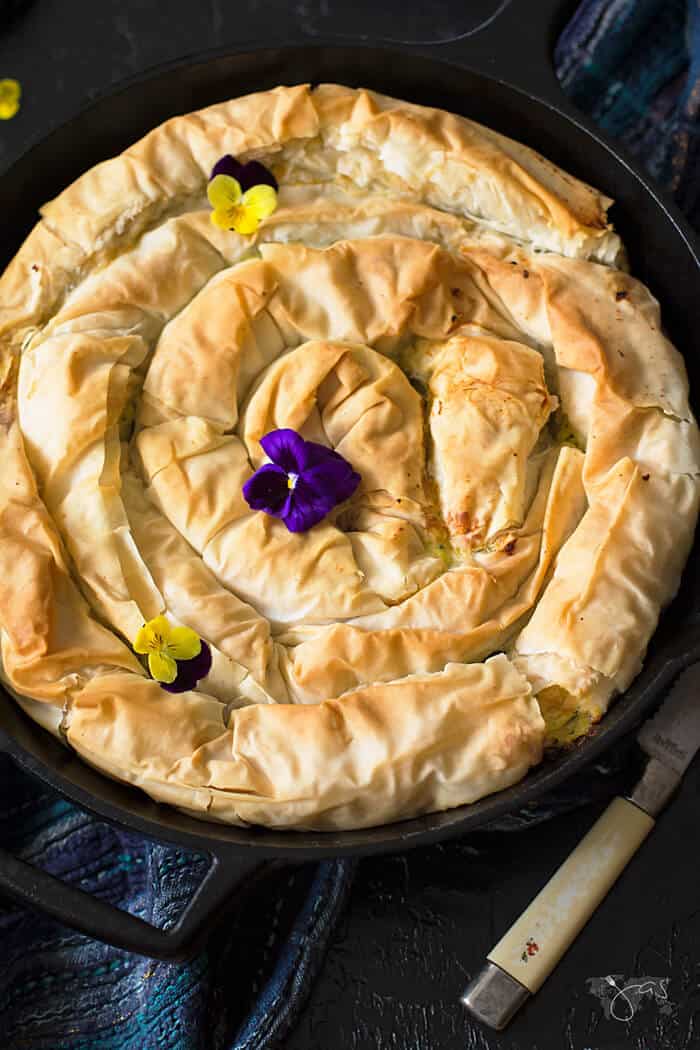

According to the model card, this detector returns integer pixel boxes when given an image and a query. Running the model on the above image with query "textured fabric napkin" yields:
[556,0,700,227]
[0,1,698,1047]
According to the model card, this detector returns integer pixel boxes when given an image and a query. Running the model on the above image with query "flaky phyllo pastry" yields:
[0,84,698,829]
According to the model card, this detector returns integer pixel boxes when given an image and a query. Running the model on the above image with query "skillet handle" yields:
[435,0,580,110]
[0,797,276,961]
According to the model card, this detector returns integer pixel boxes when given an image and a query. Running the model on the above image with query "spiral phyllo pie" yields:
[0,85,697,828]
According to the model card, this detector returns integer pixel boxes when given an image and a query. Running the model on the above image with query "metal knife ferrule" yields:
[626,756,681,818]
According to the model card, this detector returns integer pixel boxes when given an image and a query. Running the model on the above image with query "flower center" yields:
[287,472,299,491]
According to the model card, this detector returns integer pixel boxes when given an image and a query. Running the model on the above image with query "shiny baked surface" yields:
[1,84,698,828]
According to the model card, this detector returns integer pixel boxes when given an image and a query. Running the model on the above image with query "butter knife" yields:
[462,663,700,1031]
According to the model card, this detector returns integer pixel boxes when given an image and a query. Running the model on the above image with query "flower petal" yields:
[237,161,278,193]
[167,626,202,661]
[210,154,242,181]
[160,665,198,693]
[133,624,152,655]
[0,79,20,121]
[241,184,277,222]
[295,439,348,472]
[259,429,307,473]
[281,477,337,533]
[148,615,172,647]
[161,642,213,694]
[210,207,240,231]
[148,649,178,684]
[185,641,213,680]
[281,501,327,533]
[242,462,289,512]
[207,174,242,210]
[302,458,361,506]
[230,206,261,236]
[210,156,278,192]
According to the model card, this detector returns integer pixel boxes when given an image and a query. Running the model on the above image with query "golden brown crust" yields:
[67,655,544,829]
[0,84,696,829]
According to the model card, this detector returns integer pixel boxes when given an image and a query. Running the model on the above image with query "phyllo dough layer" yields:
[0,84,697,829]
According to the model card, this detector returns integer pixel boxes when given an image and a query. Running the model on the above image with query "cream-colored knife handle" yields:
[462,796,655,1029]
[489,796,653,991]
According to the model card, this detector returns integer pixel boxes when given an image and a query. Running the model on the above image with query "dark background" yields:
[0,2,698,1048]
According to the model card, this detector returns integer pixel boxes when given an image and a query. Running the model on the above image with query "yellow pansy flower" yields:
[133,615,201,684]
[0,79,21,121]
[207,174,277,234]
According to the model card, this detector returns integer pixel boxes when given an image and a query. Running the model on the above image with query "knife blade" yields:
[629,663,700,818]
[637,662,700,776]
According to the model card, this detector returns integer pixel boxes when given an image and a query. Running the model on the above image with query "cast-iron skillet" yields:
[1,0,699,960]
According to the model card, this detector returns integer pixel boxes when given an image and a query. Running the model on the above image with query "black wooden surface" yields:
[290,762,700,1050]
[0,3,698,1047]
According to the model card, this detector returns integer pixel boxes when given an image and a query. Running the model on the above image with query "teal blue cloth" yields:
[0,3,698,1048]
[555,0,700,227]
[0,755,354,1050]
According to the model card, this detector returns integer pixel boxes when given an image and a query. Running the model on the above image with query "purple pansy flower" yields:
[160,641,213,694]
[210,154,278,192]
[242,429,361,533]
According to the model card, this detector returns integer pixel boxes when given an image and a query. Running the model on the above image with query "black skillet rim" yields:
[0,35,699,861]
